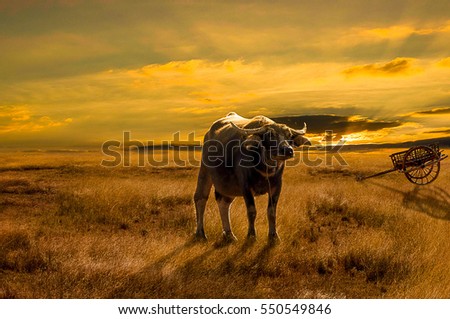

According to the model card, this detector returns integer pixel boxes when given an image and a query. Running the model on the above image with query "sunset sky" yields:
[1,0,450,148]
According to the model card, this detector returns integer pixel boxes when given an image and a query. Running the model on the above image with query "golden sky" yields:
[1,0,450,147]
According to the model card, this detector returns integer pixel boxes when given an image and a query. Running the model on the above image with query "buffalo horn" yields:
[292,122,307,135]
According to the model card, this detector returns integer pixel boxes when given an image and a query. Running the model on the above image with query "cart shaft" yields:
[357,168,397,181]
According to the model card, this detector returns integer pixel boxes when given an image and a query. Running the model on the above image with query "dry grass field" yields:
[0,149,449,298]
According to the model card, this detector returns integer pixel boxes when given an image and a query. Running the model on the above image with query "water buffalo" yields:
[194,112,310,243]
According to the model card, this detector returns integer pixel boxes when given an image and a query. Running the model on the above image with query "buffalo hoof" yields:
[214,232,237,248]
[222,231,238,243]
[268,233,280,246]
[246,232,257,243]
[193,230,207,242]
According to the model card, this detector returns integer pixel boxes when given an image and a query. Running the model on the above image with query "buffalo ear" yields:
[292,135,311,147]
[288,126,310,147]
[243,134,262,151]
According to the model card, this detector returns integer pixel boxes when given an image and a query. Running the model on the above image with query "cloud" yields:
[0,106,73,134]
[2,1,450,85]
[357,21,450,40]
[0,0,106,13]
[0,105,31,122]
[169,105,230,115]
[342,57,419,77]
[126,59,261,91]
[413,107,450,116]
[359,25,417,40]
[0,32,117,82]
[425,128,450,134]
[1,57,449,147]
[437,57,450,68]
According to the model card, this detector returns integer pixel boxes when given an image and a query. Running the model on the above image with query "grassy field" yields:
[0,149,449,298]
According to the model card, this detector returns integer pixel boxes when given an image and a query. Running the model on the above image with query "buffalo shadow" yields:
[108,236,278,298]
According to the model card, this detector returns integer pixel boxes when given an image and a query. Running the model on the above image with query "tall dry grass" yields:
[0,149,449,298]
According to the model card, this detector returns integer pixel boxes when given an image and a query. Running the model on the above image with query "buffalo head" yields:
[231,121,311,164]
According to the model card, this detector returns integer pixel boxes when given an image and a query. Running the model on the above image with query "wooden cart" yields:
[357,144,448,185]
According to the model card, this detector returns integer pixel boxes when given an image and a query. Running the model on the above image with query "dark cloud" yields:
[272,114,402,138]
[415,107,450,115]
[425,128,450,134]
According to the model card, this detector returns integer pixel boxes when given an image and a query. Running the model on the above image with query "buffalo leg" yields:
[215,191,237,242]
[243,190,257,239]
[194,164,212,240]
[267,184,281,242]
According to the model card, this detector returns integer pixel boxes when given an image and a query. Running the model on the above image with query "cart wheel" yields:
[403,146,440,185]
